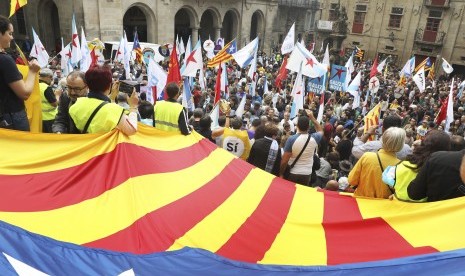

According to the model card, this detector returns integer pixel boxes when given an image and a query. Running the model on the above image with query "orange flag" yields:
[10,0,27,18]
[166,43,181,100]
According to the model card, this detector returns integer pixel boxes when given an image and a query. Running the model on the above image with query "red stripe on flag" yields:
[84,158,253,253]
[0,139,217,212]
[322,191,437,265]
[216,177,296,263]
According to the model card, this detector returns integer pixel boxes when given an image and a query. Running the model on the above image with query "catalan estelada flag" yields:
[414,57,432,74]
[363,103,381,141]
[132,31,143,64]
[354,46,364,60]
[428,63,435,80]
[1,125,465,274]
[207,39,237,67]
[9,0,27,17]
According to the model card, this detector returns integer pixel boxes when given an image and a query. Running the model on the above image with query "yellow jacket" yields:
[222,128,251,160]
[349,149,400,199]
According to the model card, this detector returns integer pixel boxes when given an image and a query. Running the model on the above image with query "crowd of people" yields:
[2,15,465,203]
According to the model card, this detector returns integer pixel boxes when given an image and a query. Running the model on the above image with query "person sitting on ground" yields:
[349,127,406,199]
[69,65,139,135]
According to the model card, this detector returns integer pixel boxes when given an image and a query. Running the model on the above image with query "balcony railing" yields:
[424,0,450,8]
[278,0,320,9]
[414,28,445,46]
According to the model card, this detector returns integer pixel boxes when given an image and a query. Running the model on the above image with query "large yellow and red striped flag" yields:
[364,103,381,141]
[9,0,27,18]
[207,39,237,67]
[1,125,465,270]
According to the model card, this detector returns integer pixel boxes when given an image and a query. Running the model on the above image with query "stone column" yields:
[215,27,222,40]
[192,27,199,45]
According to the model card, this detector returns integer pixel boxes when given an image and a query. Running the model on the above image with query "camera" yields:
[119,80,140,95]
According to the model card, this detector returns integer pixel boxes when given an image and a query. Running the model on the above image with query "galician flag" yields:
[80,27,91,72]
[181,40,203,77]
[232,37,259,69]
[290,64,304,118]
[281,23,295,55]
[30,28,49,68]
[287,42,327,78]
[71,15,82,66]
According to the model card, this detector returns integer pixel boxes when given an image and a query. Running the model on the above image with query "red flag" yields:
[275,56,288,89]
[90,48,98,67]
[166,43,181,100]
[214,63,222,105]
[435,97,448,125]
[370,55,379,78]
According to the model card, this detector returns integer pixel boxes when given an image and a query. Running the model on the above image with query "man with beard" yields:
[52,71,89,134]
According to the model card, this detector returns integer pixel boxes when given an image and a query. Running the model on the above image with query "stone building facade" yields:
[2,0,318,56]
[316,0,465,72]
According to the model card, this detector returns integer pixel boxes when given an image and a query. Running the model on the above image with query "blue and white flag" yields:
[400,57,415,77]
[232,37,259,69]
[287,42,327,78]
[80,27,91,72]
[147,57,167,102]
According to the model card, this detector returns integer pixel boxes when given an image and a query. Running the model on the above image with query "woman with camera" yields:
[69,65,139,135]
[0,15,41,131]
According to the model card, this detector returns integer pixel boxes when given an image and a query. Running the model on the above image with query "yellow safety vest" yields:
[69,98,124,133]
[39,82,57,121]
[393,161,426,202]
[222,128,251,160]
[153,101,183,133]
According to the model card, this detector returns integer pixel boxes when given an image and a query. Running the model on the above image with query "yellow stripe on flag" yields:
[260,186,326,265]
[9,0,27,18]
[357,197,465,251]
[0,127,202,175]
[0,149,235,244]
[168,168,274,252]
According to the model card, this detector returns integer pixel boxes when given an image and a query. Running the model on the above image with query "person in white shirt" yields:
[278,111,295,133]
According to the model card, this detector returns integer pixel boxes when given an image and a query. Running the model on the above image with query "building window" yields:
[352,5,367,34]
[426,10,442,32]
[329,3,339,21]
[388,7,403,28]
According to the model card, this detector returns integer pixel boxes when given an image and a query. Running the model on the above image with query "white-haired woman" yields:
[348,127,406,199]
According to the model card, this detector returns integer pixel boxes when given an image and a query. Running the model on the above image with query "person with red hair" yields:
[69,65,139,135]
